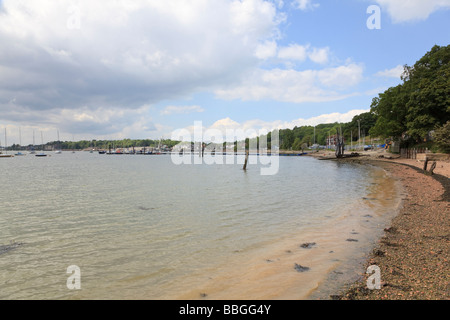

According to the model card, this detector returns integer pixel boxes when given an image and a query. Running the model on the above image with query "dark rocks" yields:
[384,227,397,233]
[294,264,310,272]
[300,242,316,249]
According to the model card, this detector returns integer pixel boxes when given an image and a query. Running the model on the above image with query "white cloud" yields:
[255,40,278,60]
[375,65,404,78]
[215,63,364,103]
[278,44,308,61]
[1,105,158,144]
[275,44,330,64]
[175,109,369,142]
[161,105,205,116]
[291,0,320,11]
[308,47,330,64]
[0,0,283,114]
[375,0,450,23]
[287,109,370,127]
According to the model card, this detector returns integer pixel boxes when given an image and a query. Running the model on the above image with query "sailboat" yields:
[55,130,62,154]
[0,128,14,158]
[29,130,36,154]
[15,127,26,156]
[35,131,48,157]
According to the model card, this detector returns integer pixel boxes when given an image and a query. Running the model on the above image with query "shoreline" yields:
[171,157,405,300]
[308,152,449,300]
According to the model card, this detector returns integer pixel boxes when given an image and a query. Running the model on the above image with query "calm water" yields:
[0,152,401,299]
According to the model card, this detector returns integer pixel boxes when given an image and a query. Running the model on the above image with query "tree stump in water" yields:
[243,150,249,171]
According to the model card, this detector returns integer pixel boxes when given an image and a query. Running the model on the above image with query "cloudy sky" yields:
[0,0,449,145]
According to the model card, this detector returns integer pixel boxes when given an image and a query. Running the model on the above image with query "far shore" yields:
[306,149,449,300]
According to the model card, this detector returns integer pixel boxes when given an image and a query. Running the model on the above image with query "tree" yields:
[369,45,450,142]
[292,137,302,151]
[349,112,377,136]
[433,121,450,153]
[405,45,450,139]
[280,129,294,150]
[369,84,410,139]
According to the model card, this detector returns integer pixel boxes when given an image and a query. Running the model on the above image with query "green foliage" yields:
[47,138,180,151]
[370,45,450,141]
[433,121,450,153]
[280,129,294,149]
[347,112,377,140]
[369,85,409,138]
[277,121,367,150]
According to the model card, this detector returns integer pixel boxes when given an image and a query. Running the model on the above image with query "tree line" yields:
[14,139,181,151]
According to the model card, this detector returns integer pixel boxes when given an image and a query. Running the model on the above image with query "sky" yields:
[0,0,449,145]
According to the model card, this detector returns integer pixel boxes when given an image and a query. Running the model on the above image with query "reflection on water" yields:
[0,153,401,299]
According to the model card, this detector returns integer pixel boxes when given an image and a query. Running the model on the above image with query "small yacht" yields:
[1,129,13,158]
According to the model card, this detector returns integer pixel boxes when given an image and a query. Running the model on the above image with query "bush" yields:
[433,121,450,153]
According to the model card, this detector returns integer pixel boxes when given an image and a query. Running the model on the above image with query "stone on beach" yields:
[294,264,310,272]
[300,242,316,249]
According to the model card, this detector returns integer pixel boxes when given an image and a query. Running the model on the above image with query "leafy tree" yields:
[292,137,302,150]
[369,45,450,142]
[433,121,450,153]
[280,129,294,149]
[369,84,409,139]
[405,45,450,139]
[349,112,377,138]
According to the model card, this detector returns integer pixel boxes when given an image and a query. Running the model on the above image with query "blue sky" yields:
[0,0,449,145]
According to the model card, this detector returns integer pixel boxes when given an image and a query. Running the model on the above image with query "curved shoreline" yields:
[329,157,449,300]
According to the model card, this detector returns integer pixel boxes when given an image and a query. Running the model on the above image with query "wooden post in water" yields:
[243,149,249,171]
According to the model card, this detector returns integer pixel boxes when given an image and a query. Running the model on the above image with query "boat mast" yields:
[5,128,7,154]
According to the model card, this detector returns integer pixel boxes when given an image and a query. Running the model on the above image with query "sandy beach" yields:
[307,150,449,300]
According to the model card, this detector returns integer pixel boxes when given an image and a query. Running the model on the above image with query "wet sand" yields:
[320,153,450,300]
